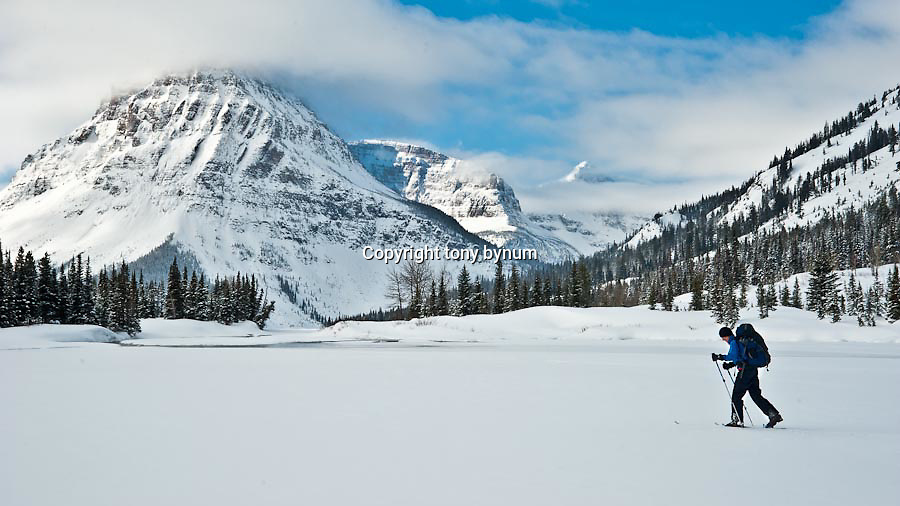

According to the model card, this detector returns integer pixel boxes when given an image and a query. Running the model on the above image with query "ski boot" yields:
[765,412,783,428]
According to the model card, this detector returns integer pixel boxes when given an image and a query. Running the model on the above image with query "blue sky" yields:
[397,0,842,39]
[1,0,898,215]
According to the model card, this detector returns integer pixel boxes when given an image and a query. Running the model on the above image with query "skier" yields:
[712,326,783,428]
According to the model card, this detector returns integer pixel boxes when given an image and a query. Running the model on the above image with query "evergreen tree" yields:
[82,257,95,324]
[0,246,9,327]
[791,278,803,308]
[37,253,57,323]
[67,255,84,324]
[869,271,885,319]
[473,279,489,314]
[723,284,740,327]
[567,262,581,307]
[94,268,110,328]
[426,280,437,317]
[779,283,790,307]
[533,276,544,307]
[505,265,521,312]
[690,276,704,311]
[437,275,450,316]
[807,252,838,319]
[455,266,472,316]
[662,274,674,311]
[408,285,422,319]
[492,260,505,314]
[757,282,769,319]
[647,279,659,310]
[886,265,900,323]
[195,273,209,320]
[165,257,184,319]
[57,265,69,325]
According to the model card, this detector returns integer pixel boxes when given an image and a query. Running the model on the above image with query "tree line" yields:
[326,257,595,325]
[0,240,275,335]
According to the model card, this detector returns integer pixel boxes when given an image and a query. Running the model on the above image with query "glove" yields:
[711,353,725,361]
[723,362,736,370]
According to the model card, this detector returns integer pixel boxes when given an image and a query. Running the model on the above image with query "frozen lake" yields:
[2,337,898,506]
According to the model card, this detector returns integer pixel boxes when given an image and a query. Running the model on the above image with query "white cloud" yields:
[1,0,898,218]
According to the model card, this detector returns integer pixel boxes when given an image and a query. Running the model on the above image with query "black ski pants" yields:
[731,366,778,422]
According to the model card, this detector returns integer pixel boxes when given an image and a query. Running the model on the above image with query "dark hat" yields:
[718,327,733,337]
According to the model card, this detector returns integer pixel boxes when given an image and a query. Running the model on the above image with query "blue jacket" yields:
[723,337,766,368]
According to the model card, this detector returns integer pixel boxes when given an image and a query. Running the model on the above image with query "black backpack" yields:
[736,323,771,367]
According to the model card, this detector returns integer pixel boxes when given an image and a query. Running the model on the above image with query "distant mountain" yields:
[0,70,491,325]
[349,140,579,262]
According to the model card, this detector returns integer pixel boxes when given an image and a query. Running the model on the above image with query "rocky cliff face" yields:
[0,71,489,325]
[350,140,579,263]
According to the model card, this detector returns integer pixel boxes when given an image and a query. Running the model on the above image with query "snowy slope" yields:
[626,86,900,246]
[625,209,684,248]
[350,140,579,262]
[723,92,900,233]
[0,70,491,325]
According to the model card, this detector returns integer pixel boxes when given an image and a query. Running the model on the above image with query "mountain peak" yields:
[561,161,614,184]
[0,71,489,325]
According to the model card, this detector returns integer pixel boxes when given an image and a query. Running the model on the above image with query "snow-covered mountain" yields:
[0,70,491,325]
[522,160,648,253]
[349,140,579,262]
[624,85,900,247]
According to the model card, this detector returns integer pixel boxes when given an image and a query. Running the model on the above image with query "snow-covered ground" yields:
[2,309,898,505]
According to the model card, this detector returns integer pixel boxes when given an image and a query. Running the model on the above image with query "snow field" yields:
[1,310,899,506]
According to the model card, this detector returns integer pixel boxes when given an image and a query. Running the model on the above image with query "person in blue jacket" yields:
[712,326,782,428]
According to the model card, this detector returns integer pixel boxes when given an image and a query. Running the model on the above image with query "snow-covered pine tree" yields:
[82,257,95,324]
[791,278,803,308]
[127,270,141,335]
[690,276,704,311]
[829,288,843,323]
[647,278,659,310]
[886,265,900,323]
[766,284,778,313]
[807,252,838,319]
[869,271,885,319]
[779,283,790,307]
[533,276,544,307]
[663,274,674,311]
[196,273,210,320]
[181,266,189,309]
[757,282,769,319]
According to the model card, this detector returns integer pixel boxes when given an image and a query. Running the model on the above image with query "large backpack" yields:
[736,323,771,368]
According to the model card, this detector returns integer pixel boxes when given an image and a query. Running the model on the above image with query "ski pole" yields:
[714,361,743,425]
[726,368,754,427]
